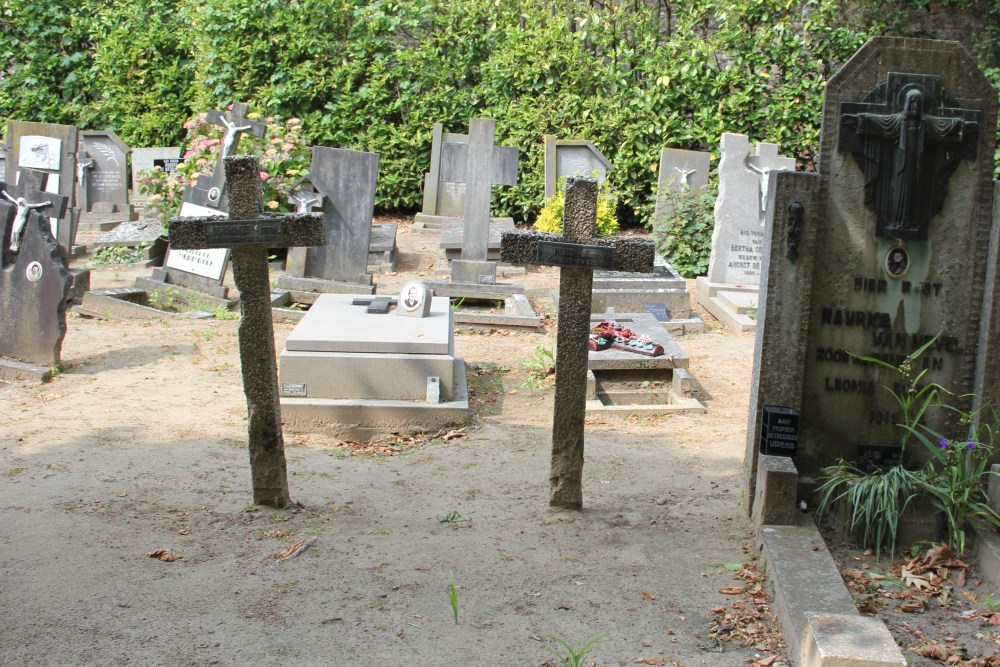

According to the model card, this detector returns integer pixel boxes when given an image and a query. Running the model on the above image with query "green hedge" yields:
[0,0,933,228]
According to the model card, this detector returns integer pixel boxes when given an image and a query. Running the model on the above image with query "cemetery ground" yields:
[0,220,994,666]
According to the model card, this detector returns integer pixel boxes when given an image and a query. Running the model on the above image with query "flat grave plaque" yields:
[644,302,670,321]
[203,219,284,247]
[760,404,799,456]
[536,240,614,270]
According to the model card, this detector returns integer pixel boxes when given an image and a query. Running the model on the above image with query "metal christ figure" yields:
[673,167,696,189]
[839,76,980,240]
[747,162,774,218]
[289,192,319,214]
[221,117,253,158]
[3,189,51,252]
[76,158,93,184]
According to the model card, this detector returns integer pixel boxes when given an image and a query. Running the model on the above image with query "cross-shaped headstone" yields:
[184,102,267,212]
[500,178,655,508]
[839,71,980,240]
[440,118,518,282]
[169,155,323,507]
[1,168,69,257]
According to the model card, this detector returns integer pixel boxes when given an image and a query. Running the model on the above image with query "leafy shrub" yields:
[648,180,717,278]
[534,178,619,236]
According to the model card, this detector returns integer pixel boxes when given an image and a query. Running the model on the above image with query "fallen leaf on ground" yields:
[917,642,951,660]
[719,586,745,595]
[900,599,926,614]
[633,658,666,665]
[640,591,657,600]
[751,656,778,667]
[147,548,183,562]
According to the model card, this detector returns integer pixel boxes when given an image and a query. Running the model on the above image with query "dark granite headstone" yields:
[500,178,654,508]
[745,38,1000,512]
[169,155,323,508]
[79,130,132,214]
[0,200,71,374]
[281,146,379,287]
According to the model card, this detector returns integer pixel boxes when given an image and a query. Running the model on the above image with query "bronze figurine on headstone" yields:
[839,72,980,240]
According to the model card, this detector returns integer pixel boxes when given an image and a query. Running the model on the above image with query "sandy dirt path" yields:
[0,222,767,666]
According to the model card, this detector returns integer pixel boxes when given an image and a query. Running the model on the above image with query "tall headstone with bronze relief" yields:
[744,38,999,515]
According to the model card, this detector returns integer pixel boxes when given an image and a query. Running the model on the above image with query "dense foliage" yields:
[4,0,993,261]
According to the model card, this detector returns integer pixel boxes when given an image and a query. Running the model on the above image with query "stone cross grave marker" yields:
[281,146,380,290]
[543,135,614,201]
[744,37,997,517]
[183,102,266,213]
[500,178,654,508]
[0,171,73,379]
[169,155,323,507]
[440,118,518,284]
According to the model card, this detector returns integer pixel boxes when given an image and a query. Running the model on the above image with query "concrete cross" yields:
[440,118,518,282]
[499,178,655,508]
[1,168,69,256]
[169,155,323,507]
[185,102,267,212]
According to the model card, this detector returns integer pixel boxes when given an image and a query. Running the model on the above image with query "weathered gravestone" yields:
[0,173,72,381]
[653,147,712,224]
[439,117,518,286]
[131,146,181,205]
[422,118,530,316]
[745,38,998,517]
[277,146,380,295]
[414,123,468,229]
[543,135,614,201]
[170,155,323,507]
[77,130,136,230]
[4,121,82,261]
[695,134,795,332]
[500,178,654,508]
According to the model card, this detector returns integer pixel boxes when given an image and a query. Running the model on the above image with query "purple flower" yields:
[967,437,976,451]
[938,438,949,451]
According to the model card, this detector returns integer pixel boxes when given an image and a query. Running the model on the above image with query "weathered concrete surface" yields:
[801,614,907,667]
[760,515,904,666]
[752,455,799,528]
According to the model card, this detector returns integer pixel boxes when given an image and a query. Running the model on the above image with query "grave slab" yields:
[285,294,452,355]
[591,252,703,332]
[278,294,468,436]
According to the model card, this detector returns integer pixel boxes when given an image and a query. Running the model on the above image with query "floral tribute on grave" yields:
[589,320,665,356]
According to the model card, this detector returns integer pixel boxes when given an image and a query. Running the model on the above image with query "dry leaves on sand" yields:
[707,549,788,666]
[147,548,183,562]
[338,428,465,456]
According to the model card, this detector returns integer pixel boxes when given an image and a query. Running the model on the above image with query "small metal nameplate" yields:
[536,240,614,270]
[204,219,284,246]
[281,382,307,397]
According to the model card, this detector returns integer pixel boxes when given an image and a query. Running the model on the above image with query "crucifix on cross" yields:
[184,102,267,212]
[1,168,69,256]
[500,178,655,508]
[169,155,323,507]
